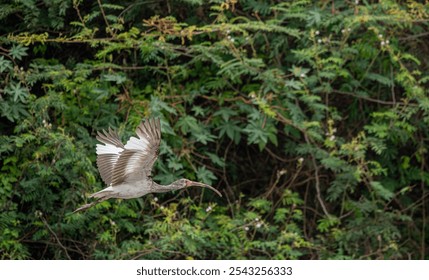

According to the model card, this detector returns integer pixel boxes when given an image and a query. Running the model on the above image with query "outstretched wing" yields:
[110,118,161,185]
[96,127,125,186]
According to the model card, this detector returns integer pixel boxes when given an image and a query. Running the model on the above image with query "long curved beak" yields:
[186,181,222,197]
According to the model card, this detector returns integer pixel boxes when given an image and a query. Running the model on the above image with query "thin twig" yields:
[73,1,86,27]
[399,32,429,41]
[420,157,426,260]
[97,0,113,36]
[303,133,330,217]
[39,215,71,259]
[332,90,415,106]
[263,169,287,198]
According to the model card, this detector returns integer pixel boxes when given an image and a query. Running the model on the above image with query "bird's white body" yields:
[91,181,152,200]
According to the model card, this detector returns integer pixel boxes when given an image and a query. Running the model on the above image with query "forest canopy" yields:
[0,0,428,259]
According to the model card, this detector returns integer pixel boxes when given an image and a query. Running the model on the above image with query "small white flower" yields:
[315,30,320,35]
[226,29,230,34]
[244,226,249,231]
[385,40,390,45]
[153,197,158,202]
[381,41,385,46]
[227,35,231,39]
[300,73,306,78]
[255,217,259,222]
[347,28,351,32]
[355,0,359,4]
[256,222,262,228]
[230,38,235,43]
[206,206,212,212]
[317,39,322,43]
[42,119,51,128]
[341,29,345,34]
[298,157,304,163]
[245,37,250,41]
[160,206,164,210]
[378,34,383,38]
[329,135,336,141]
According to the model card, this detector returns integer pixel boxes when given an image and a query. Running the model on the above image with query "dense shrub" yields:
[1,0,428,259]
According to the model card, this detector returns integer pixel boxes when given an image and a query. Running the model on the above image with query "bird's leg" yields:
[72,197,109,214]
[72,202,95,214]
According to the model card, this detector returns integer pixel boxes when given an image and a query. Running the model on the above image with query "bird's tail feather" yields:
[73,189,114,214]
[89,187,115,199]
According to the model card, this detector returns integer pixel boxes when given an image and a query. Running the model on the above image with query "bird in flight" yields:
[74,118,222,213]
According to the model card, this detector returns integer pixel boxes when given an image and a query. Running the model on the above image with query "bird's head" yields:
[176,179,222,197]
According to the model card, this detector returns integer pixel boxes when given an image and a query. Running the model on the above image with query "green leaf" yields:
[320,156,347,172]
[365,72,394,87]
[206,152,225,167]
[0,101,29,122]
[213,107,237,121]
[249,198,272,213]
[102,73,127,84]
[191,106,205,116]
[370,181,394,201]
[244,119,277,151]
[0,56,13,73]
[307,9,322,26]
[196,166,217,186]
[150,96,177,115]
[9,45,28,60]
[193,128,216,144]
[291,66,310,78]
[217,120,242,144]
[167,156,183,171]
[176,115,199,134]
[317,216,340,233]
[274,208,289,223]
[284,79,303,90]
[5,83,29,103]
[244,121,268,150]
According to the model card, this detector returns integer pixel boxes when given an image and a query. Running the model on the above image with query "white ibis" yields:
[73,118,222,213]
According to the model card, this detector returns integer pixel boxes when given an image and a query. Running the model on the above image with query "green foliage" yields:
[1,0,428,259]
